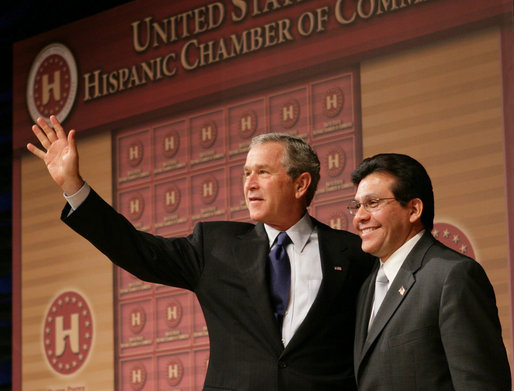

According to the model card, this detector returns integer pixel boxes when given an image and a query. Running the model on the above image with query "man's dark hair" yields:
[351,153,434,231]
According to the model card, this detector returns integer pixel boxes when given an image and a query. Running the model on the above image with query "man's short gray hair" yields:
[249,133,320,206]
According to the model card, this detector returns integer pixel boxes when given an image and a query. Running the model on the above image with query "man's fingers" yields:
[31,124,51,150]
[26,143,46,160]
[37,116,58,142]
[50,115,66,139]
[67,129,77,150]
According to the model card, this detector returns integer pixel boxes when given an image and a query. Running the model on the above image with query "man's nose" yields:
[244,172,258,189]
[353,203,370,221]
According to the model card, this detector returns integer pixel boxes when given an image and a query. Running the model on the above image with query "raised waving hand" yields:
[27,115,84,195]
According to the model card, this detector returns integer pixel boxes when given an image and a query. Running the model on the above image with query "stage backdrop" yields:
[12,0,513,390]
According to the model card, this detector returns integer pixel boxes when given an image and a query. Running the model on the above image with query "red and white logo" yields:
[162,131,180,158]
[280,99,300,129]
[323,87,344,118]
[166,357,184,386]
[129,363,147,391]
[325,148,346,177]
[27,43,78,124]
[199,120,217,149]
[42,291,93,375]
[238,110,258,139]
[201,175,219,205]
[127,139,144,167]
[129,305,147,335]
[127,193,145,222]
[165,298,183,329]
[163,184,181,214]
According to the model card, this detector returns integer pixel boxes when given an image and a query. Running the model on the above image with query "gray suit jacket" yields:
[354,232,511,391]
[63,188,374,391]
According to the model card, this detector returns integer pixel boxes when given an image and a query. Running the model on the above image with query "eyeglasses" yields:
[347,198,397,215]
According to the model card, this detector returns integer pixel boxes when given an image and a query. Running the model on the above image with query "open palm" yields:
[27,115,83,195]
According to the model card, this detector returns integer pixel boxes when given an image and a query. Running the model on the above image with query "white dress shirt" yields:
[264,214,322,346]
[370,230,424,325]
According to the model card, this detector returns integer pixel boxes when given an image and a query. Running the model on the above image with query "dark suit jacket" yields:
[354,232,511,391]
[62,189,374,391]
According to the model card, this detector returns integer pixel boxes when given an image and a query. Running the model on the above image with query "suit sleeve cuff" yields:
[64,182,91,211]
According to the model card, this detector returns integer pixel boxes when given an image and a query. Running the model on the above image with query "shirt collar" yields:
[264,213,313,252]
[381,230,424,283]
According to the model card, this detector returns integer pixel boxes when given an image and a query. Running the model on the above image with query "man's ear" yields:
[294,172,312,199]
[409,198,423,224]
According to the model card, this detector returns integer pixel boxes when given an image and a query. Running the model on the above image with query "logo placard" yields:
[42,291,93,375]
[27,43,78,124]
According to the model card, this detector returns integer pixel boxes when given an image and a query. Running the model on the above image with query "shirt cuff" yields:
[64,182,91,211]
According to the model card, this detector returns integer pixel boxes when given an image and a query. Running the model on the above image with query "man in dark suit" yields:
[349,153,511,390]
[27,115,374,391]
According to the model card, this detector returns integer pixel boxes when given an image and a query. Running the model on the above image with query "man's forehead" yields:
[355,173,395,195]
[244,162,271,170]
[354,192,382,201]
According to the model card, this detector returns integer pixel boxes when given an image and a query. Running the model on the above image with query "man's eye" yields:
[367,200,380,208]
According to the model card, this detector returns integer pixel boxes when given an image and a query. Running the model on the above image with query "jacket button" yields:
[278,361,287,368]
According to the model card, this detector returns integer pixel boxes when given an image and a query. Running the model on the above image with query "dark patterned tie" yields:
[268,232,291,329]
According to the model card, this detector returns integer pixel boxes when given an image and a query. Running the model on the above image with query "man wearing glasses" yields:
[348,153,510,391]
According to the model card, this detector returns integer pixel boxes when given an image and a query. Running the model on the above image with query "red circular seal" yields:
[162,130,180,159]
[201,175,219,205]
[127,193,145,222]
[323,87,344,118]
[165,298,183,328]
[27,43,78,124]
[325,148,346,178]
[43,291,93,375]
[127,139,144,167]
[432,222,475,259]
[166,357,185,386]
[280,99,300,129]
[163,184,181,214]
[129,363,147,391]
[239,110,258,139]
[129,305,147,335]
[199,120,217,149]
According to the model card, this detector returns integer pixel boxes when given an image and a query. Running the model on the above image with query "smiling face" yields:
[352,171,423,262]
[243,142,308,231]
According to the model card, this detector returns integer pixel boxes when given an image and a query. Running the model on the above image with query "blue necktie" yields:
[269,232,291,328]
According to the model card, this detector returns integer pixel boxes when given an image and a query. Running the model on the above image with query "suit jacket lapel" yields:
[354,265,377,367]
[233,222,284,353]
[357,232,435,368]
[284,218,351,353]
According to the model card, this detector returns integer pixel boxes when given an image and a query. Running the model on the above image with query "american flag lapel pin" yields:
[334,266,342,271]
[398,286,406,296]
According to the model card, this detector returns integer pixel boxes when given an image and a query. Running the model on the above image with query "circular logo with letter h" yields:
[27,43,78,124]
[42,291,93,375]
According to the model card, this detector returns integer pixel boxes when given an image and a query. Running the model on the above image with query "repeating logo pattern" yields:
[114,71,359,390]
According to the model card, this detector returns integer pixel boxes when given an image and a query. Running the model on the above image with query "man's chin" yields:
[247,210,261,222]
[361,242,378,257]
